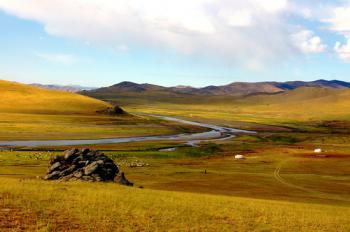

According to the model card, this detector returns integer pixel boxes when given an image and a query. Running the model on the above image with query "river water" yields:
[0,115,255,147]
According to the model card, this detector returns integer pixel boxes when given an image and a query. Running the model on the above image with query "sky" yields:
[1,0,350,87]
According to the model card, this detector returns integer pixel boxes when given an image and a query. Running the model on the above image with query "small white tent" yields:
[314,148,322,153]
[235,154,245,159]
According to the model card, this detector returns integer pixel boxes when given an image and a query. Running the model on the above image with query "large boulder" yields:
[44,149,119,182]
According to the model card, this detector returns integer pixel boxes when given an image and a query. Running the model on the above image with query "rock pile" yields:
[45,148,119,182]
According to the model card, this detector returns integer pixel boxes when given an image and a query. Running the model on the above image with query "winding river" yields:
[0,115,255,147]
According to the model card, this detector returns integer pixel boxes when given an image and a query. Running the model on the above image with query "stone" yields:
[64,149,79,161]
[47,162,61,173]
[73,171,83,179]
[45,171,61,180]
[81,175,94,182]
[81,148,90,155]
[91,174,102,182]
[60,165,78,176]
[117,172,134,186]
[44,148,119,182]
[49,155,62,165]
[84,161,99,175]
[72,156,82,165]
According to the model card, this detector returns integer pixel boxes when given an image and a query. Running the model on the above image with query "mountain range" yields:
[83,79,350,97]
[31,83,96,92]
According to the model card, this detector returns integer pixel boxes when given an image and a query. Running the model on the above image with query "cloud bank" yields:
[325,4,350,63]
[0,0,329,67]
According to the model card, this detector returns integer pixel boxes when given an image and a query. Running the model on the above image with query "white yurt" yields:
[314,148,322,153]
[235,154,245,159]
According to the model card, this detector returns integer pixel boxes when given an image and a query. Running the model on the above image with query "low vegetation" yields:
[86,85,350,131]
[1,177,349,231]
[1,131,349,231]
[0,80,203,140]
[1,80,350,231]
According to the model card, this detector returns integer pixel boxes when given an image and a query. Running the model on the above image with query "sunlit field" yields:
[1,178,349,231]
[1,131,349,231]
[0,80,202,140]
[87,87,350,132]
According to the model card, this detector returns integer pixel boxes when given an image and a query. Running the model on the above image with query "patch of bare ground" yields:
[294,153,350,159]
[0,206,38,231]
[0,193,83,231]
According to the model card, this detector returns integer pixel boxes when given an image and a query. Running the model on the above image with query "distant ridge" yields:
[31,83,96,92]
[83,79,350,97]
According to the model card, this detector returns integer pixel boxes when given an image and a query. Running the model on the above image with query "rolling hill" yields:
[0,80,195,140]
[0,80,110,114]
[88,84,350,130]
[83,79,350,99]
[31,83,96,93]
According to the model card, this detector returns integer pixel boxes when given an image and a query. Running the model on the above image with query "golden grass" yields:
[0,80,203,140]
[1,178,349,231]
[96,87,350,129]
[0,80,110,114]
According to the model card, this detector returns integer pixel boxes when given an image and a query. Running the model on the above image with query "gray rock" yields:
[96,160,104,165]
[81,175,94,182]
[49,155,62,165]
[73,171,83,178]
[64,149,78,161]
[91,174,102,182]
[61,165,77,176]
[47,162,61,173]
[81,148,90,155]
[60,173,75,181]
[45,171,61,180]
[117,172,133,186]
[45,148,119,182]
[72,156,82,164]
[84,161,99,175]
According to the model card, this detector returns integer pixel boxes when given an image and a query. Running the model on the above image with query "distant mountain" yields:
[192,82,283,96]
[94,81,168,93]
[84,81,184,99]
[31,83,96,92]
[83,79,350,97]
[273,79,350,90]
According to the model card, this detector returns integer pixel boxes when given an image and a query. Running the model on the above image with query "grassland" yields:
[1,130,349,231]
[0,80,203,140]
[1,82,350,231]
[87,86,350,132]
[1,177,349,231]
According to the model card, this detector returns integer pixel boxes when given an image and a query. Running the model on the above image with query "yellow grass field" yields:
[1,178,349,231]
[1,81,350,231]
[0,80,201,140]
[97,87,350,130]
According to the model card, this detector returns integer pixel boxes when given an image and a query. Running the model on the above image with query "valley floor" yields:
[0,112,204,140]
[0,129,349,231]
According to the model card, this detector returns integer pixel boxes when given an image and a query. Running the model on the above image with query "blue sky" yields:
[1,0,350,87]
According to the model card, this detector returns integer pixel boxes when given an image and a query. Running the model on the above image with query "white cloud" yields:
[326,6,350,37]
[0,0,315,67]
[35,52,78,65]
[218,9,253,27]
[323,4,350,62]
[334,40,350,63]
[292,30,326,54]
